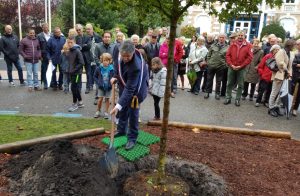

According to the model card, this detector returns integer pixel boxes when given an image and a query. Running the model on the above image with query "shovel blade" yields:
[99,147,118,178]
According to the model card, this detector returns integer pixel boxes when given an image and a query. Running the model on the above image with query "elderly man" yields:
[224,31,253,106]
[263,34,278,55]
[47,27,66,90]
[0,25,25,86]
[75,24,93,94]
[110,40,148,150]
[131,34,143,49]
[86,23,102,91]
[204,33,229,100]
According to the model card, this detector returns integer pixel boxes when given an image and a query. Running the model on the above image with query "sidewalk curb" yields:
[147,121,291,139]
[0,128,105,154]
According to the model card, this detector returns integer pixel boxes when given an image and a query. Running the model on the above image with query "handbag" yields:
[266,58,278,72]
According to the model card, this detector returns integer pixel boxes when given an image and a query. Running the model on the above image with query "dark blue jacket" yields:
[47,35,66,65]
[37,32,51,59]
[94,64,114,91]
[115,50,149,107]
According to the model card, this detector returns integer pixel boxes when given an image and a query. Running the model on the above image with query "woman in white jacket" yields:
[150,57,167,120]
[188,37,208,95]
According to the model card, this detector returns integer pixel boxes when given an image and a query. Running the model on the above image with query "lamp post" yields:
[48,0,51,32]
[73,0,76,28]
[18,0,22,39]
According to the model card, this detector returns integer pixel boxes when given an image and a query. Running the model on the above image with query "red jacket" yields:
[159,39,183,67]
[257,53,273,82]
[226,40,253,69]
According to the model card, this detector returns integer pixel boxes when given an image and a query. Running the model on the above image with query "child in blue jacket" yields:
[94,53,114,119]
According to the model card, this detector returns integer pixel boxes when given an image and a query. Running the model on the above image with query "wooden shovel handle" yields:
[109,83,116,147]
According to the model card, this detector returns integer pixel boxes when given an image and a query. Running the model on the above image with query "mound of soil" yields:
[5,140,117,196]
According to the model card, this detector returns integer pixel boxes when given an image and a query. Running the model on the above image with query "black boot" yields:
[274,107,283,116]
[268,108,278,117]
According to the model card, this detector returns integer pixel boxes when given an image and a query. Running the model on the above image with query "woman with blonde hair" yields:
[188,36,208,95]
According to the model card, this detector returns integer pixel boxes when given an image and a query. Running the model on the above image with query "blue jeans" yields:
[25,62,39,87]
[5,59,24,83]
[117,105,139,142]
[41,58,49,87]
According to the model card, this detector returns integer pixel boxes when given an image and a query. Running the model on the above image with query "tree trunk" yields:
[157,12,179,183]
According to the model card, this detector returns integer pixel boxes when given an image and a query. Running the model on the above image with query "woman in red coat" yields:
[255,44,281,107]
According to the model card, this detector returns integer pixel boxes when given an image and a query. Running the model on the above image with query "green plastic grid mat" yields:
[101,130,160,148]
[117,143,150,162]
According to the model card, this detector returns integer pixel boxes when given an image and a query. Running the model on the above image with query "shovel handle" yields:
[109,83,116,148]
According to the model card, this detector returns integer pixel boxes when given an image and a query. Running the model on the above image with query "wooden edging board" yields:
[147,121,291,139]
[0,128,105,154]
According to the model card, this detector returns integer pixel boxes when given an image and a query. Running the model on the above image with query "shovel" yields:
[99,83,118,178]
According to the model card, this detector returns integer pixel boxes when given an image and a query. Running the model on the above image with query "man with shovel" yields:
[110,40,148,150]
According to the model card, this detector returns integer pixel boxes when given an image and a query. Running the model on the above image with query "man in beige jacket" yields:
[268,40,295,117]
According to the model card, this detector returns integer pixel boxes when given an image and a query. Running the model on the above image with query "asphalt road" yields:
[0,54,299,140]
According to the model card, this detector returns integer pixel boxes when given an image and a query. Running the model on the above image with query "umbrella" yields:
[280,78,293,119]
[46,62,56,87]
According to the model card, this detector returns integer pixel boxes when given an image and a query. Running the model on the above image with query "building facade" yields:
[181,1,300,40]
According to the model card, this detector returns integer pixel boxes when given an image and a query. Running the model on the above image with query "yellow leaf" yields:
[192,128,200,133]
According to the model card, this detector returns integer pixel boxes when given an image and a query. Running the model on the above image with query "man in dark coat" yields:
[47,27,66,90]
[110,40,149,150]
[75,24,93,94]
[0,25,25,86]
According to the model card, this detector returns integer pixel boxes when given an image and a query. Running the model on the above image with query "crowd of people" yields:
[0,23,300,122]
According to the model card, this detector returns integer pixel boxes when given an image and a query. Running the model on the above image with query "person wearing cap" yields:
[144,32,160,74]
[256,44,280,108]
[268,40,295,117]
[228,32,237,45]
[224,31,253,106]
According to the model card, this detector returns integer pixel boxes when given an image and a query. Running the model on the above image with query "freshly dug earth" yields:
[74,125,300,196]
[1,140,227,196]
[3,141,117,196]
[1,125,300,196]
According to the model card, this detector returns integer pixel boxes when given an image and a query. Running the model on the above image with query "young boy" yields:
[94,53,114,119]
[66,38,85,112]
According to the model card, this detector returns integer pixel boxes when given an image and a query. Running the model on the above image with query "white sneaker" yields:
[94,111,101,118]
[68,103,78,112]
[292,110,297,116]
[104,112,109,119]
[9,82,15,87]
[77,101,84,108]
[255,103,260,107]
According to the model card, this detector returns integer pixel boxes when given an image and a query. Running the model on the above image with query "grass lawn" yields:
[0,115,111,144]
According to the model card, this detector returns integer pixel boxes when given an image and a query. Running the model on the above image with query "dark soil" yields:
[1,125,300,196]
[2,141,117,196]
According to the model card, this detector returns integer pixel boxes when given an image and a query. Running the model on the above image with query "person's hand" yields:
[110,78,117,85]
[297,64,300,68]
[235,66,241,70]
[110,106,119,116]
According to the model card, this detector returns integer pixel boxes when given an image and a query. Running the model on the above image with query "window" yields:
[286,0,295,3]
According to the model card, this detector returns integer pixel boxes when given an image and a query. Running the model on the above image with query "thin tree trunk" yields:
[157,14,178,183]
